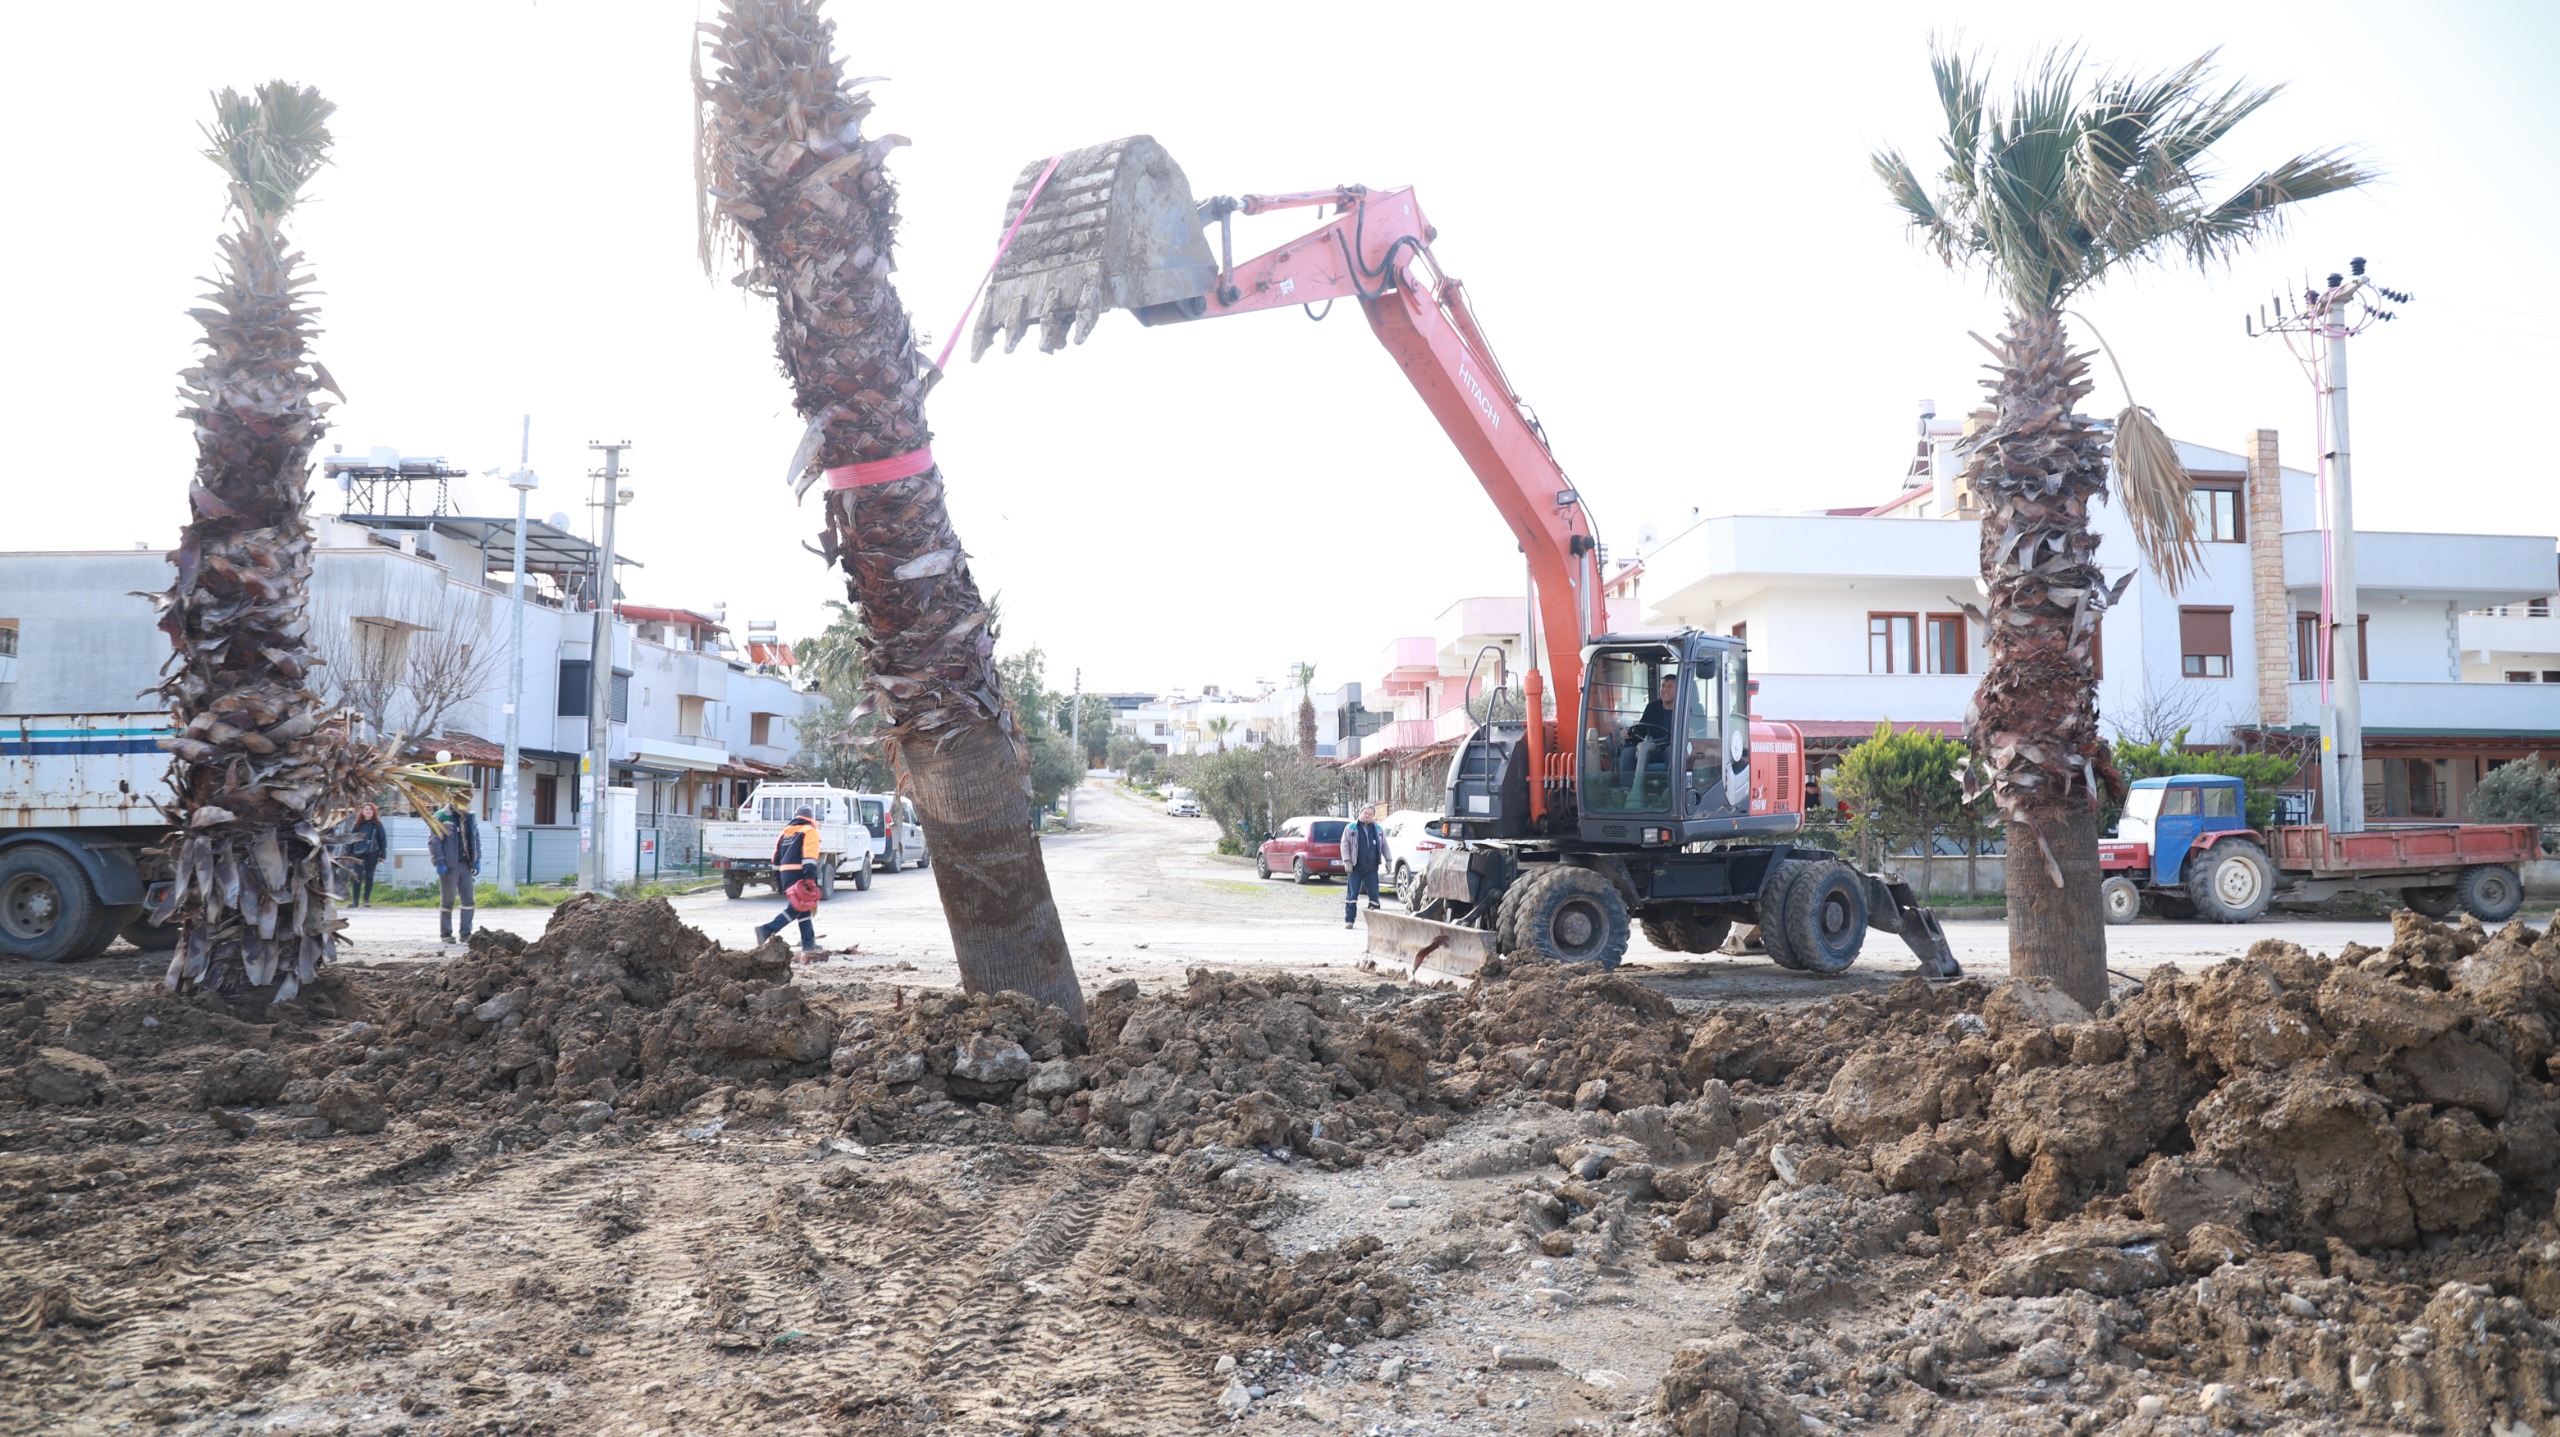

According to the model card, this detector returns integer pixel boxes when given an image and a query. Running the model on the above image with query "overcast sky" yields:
[7,1,2555,697]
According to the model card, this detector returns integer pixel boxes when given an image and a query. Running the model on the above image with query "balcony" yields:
[2461,611,2560,657]
[2285,680,2560,736]
[1747,672,1981,727]
[1643,514,1980,626]
[2282,530,2556,607]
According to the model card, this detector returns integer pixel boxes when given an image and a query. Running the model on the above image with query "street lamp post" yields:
[496,418,538,896]
[1263,769,1274,843]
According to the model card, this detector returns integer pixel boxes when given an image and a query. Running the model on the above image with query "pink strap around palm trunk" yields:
[823,153,1066,492]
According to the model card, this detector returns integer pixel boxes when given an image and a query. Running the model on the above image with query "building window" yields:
[2189,480,2244,543]
[0,618,17,658]
[2532,597,2551,617]
[1730,621,1747,644]
[534,773,558,825]
[1925,613,1967,675]
[2294,613,2371,681]
[2506,671,2537,683]
[556,661,633,722]
[750,712,774,747]
[2179,606,2234,678]
[1867,613,1917,674]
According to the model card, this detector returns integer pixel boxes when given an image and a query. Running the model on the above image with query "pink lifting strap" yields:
[824,446,937,490]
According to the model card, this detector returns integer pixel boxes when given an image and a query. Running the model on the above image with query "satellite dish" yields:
[1635,522,1660,548]
[547,511,571,530]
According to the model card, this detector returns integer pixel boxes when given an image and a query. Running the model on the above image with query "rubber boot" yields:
[459,907,475,942]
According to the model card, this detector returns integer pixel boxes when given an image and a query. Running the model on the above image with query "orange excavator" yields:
[974,137,1957,980]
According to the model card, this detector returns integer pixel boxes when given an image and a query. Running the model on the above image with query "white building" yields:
[1635,413,2560,822]
[0,509,818,885]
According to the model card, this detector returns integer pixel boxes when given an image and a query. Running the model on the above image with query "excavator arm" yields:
[970,139,1606,816]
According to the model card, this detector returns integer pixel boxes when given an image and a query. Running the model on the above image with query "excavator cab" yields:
[1575,636,1751,836]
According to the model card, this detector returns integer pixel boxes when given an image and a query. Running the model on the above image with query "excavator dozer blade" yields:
[972,135,1220,360]
[1363,908,1498,982]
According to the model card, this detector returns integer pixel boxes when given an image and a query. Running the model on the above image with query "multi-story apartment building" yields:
[1,508,817,884]
[1635,414,2559,822]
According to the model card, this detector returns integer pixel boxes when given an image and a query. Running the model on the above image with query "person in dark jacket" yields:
[755,874,824,955]
[774,808,823,888]
[429,791,482,943]
[345,802,388,907]
[1341,804,1390,927]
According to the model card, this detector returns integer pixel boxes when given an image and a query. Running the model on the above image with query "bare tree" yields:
[2109,668,2227,749]
[311,587,504,743]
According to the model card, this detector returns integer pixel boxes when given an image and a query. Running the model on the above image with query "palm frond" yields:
[1877,44,2373,313]
[200,81,334,222]
[2109,405,2203,592]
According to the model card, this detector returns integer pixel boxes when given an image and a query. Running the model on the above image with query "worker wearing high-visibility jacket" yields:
[774,809,823,888]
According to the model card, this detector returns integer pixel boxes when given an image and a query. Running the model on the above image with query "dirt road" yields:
[338,777,2408,999]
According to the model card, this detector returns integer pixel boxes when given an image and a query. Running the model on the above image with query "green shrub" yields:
[2471,753,2560,826]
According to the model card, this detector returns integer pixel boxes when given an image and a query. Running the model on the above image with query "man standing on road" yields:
[1342,804,1389,928]
[430,790,481,945]
[775,808,822,889]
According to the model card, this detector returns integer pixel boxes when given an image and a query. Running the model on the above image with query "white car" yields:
[1164,789,1202,818]
[854,792,931,873]
[1378,809,1456,903]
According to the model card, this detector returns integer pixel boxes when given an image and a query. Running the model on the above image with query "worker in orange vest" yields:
[774,808,823,889]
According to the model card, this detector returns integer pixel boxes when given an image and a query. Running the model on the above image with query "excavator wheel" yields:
[1775,861,1868,975]
[1639,908,1733,955]
[1493,868,1543,958]
[1755,859,1814,971]
[1513,866,1630,971]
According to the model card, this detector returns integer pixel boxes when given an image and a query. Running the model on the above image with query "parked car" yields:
[1377,809,1454,904]
[1258,815,1347,884]
[1164,788,1201,818]
[854,792,931,873]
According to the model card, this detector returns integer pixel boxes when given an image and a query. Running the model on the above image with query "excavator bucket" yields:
[972,136,1221,359]
[1362,908,1498,982]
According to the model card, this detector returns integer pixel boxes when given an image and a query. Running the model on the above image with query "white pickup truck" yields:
[703,782,873,900]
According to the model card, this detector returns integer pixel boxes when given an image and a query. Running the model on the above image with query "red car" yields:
[1258,816,1347,884]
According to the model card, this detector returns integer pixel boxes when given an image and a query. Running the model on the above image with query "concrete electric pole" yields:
[579,442,632,893]
[497,416,537,896]
[2251,258,2412,833]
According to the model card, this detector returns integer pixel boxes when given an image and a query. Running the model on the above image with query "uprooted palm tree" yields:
[150,82,373,1000]
[1875,44,2371,1007]
[697,0,1083,1021]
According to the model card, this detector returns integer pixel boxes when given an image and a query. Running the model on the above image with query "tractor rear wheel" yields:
[2100,876,2141,926]
[2186,839,2274,923]
[1515,866,1630,970]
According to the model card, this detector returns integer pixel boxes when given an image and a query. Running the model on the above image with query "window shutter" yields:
[2178,607,2233,658]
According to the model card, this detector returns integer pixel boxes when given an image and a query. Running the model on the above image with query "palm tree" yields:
[150,82,365,1001]
[698,0,1082,1021]
[1205,716,1234,755]
[1874,44,2370,1008]
[1291,661,1319,760]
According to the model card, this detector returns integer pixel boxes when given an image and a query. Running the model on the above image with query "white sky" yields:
[6,1,2555,698]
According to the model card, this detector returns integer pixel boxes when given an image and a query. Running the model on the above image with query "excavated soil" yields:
[2,897,2556,1435]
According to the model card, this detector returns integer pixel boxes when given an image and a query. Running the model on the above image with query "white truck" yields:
[1,713,184,962]
[853,791,931,874]
[704,782,873,900]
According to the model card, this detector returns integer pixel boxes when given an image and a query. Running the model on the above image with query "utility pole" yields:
[1068,666,1082,828]
[497,416,538,896]
[2251,258,2412,834]
[579,442,633,893]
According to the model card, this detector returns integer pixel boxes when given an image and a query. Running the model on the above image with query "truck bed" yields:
[2268,823,2539,877]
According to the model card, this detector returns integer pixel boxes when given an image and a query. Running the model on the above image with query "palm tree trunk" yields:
[153,85,355,1003]
[700,0,1082,1022]
[1962,309,2121,1010]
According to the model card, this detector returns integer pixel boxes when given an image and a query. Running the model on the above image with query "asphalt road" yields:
[308,777,2427,1003]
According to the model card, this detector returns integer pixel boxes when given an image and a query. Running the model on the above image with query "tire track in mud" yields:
[915,1165,1205,1432]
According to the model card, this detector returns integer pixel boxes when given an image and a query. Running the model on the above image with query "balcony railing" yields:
[2284,680,2560,734]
